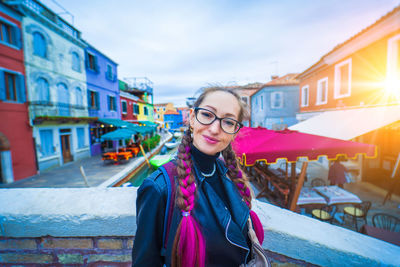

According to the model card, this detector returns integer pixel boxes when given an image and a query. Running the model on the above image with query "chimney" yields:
[271,75,279,80]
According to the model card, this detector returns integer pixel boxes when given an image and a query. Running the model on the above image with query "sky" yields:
[41,0,400,107]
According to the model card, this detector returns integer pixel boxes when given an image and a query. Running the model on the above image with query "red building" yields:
[0,3,37,183]
[119,90,141,122]
[291,6,400,189]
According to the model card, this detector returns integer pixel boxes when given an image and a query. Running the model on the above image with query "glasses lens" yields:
[221,118,240,134]
[196,109,215,125]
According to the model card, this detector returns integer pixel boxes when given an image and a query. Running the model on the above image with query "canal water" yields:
[122,141,179,187]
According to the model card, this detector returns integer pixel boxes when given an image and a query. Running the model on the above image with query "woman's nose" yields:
[208,119,221,133]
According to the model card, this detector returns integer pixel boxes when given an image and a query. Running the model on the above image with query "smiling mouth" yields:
[203,135,219,144]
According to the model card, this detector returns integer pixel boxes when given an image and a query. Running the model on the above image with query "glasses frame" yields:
[194,107,243,134]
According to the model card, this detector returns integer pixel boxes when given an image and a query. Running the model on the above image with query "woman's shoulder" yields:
[139,168,169,195]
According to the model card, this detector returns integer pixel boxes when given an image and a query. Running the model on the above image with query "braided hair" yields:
[171,87,263,267]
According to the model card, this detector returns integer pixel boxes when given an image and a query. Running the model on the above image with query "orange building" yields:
[291,6,400,190]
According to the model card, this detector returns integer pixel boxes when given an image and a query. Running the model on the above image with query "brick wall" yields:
[0,236,134,266]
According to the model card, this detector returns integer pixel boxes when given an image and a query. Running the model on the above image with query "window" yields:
[4,72,17,101]
[387,34,400,89]
[301,85,309,107]
[316,78,328,105]
[106,64,113,80]
[71,52,80,72]
[86,52,98,72]
[39,129,54,157]
[121,100,127,114]
[75,87,82,106]
[133,104,139,114]
[270,92,283,109]
[77,128,85,148]
[334,58,352,98]
[1,71,25,103]
[144,106,148,116]
[88,90,99,109]
[241,96,248,105]
[36,78,50,102]
[33,32,47,58]
[108,95,116,111]
[260,95,263,110]
[0,21,13,45]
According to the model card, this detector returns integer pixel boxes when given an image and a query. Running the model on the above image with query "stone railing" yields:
[0,187,399,266]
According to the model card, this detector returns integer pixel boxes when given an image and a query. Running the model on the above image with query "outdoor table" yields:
[361,224,400,246]
[297,187,327,206]
[102,152,117,161]
[313,185,362,205]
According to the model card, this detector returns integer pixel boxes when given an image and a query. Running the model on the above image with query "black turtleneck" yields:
[191,144,230,209]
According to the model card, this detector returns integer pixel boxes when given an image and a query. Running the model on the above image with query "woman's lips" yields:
[203,135,219,144]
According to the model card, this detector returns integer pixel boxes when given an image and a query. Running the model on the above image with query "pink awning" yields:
[232,127,376,166]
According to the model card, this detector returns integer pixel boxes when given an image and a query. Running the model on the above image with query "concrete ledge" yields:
[0,188,138,237]
[0,187,399,266]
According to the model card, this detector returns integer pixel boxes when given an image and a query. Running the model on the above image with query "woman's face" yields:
[190,91,241,155]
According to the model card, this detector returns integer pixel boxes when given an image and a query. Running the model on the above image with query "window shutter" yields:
[87,89,91,107]
[84,52,89,69]
[94,56,99,73]
[0,71,5,101]
[95,92,100,110]
[14,26,22,49]
[17,75,26,103]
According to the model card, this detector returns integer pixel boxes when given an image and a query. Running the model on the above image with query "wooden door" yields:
[61,135,73,163]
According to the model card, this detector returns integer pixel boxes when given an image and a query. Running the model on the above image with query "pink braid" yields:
[173,142,205,267]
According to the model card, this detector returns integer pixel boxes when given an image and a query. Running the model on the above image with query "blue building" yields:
[84,43,119,155]
[164,110,183,130]
[251,74,300,130]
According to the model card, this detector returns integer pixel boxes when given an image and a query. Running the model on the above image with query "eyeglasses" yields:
[194,107,243,134]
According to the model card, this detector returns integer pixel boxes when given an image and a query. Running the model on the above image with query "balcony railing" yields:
[5,0,80,39]
[29,101,88,118]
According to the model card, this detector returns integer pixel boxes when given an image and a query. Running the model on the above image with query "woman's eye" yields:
[201,111,213,118]
[223,120,235,127]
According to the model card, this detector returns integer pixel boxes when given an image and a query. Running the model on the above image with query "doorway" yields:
[60,134,73,163]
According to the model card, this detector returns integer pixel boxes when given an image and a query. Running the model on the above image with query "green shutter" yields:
[0,71,5,101]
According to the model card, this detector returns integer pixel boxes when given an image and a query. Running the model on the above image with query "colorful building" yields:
[120,78,154,125]
[163,110,183,130]
[177,107,190,126]
[0,2,37,183]
[7,0,91,171]
[251,74,299,130]
[154,102,175,128]
[290,6,400,186]
[85,43,119,155]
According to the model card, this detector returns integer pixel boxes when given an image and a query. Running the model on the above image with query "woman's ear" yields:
[189,108,195,128]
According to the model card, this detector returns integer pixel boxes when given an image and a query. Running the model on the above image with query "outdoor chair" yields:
[343,201,371,231]
[311,205,337,224]
[372,213,400,232]
[311,178,326,187]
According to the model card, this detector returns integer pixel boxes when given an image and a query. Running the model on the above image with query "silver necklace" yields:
[201,164,216,177]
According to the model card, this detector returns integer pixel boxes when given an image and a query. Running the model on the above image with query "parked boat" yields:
[150,155,172,169]
[173,132,182,138]
[165,142,179,149]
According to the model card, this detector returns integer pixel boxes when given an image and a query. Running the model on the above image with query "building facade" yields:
[0,2,37,182]
[251,74,299,130]
[85,43,119,156]
[291,6,400,184]
[163,110,182,130]
[11,0,91,171]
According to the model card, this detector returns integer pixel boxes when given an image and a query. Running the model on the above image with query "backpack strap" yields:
[159,160,178,256]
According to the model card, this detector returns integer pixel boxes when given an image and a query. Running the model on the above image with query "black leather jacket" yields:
[132,158,251,267]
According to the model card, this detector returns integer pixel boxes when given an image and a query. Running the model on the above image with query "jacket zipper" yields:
[225,212,250,262]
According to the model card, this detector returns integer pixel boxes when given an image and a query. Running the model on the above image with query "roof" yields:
[263,73,299,86]
[298,5,400,78]
[289,105,400,140]
[164,110,180,115]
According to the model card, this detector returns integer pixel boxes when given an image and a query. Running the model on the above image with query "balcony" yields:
[29,101,88,119]
[5,0,80,39]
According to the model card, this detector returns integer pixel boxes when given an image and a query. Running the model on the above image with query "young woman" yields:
[132,87,264,267]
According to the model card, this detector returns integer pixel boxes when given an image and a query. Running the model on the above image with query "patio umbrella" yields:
[232,127,376,166]
[100,128,136,152]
